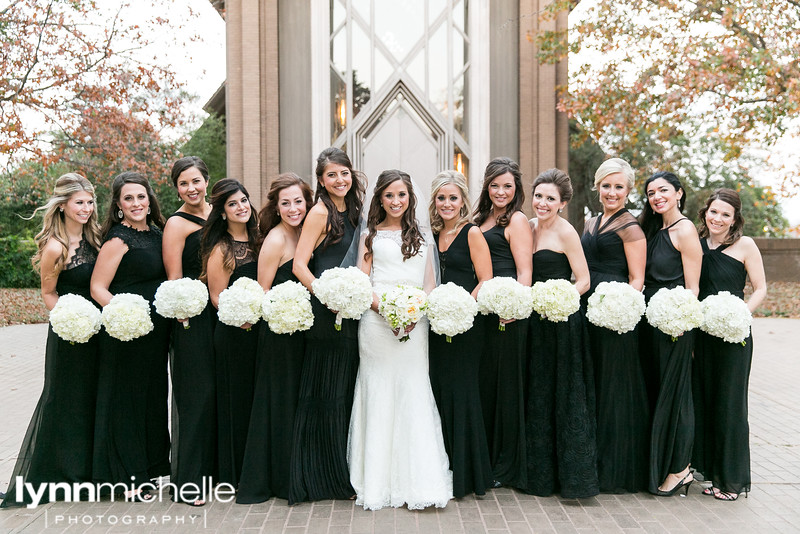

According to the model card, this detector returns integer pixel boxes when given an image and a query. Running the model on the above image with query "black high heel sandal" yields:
[654,473,693,497]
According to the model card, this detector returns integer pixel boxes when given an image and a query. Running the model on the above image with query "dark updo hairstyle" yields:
[314,147,365,249]
[170,156,210,187]
[532,168,573,203]
[364,169,423,261]
[697,188,745,245]
[258,172,314,235]
[101,171,165,236]
[473,157,524,228]
[639,171,686,240]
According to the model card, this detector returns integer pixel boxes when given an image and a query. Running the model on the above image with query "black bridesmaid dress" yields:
[580,210,649,493]
[289,212,359,504]
[479,225,527,489]
[524,250,598,499]
[1,240,99,508]
[640,219,694,494]
[167,212,217,501]
[692,240,752,496]
[93,224,171,488]
[429,224,493,498]
[237,260,306,503]
[214,242,258,488]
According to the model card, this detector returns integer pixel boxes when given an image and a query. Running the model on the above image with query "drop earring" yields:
[117,209,123,218]
[222,214,227,221]
[147,207,151,214]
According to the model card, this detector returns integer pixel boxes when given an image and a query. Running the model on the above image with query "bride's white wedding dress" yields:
[347,230,453,510]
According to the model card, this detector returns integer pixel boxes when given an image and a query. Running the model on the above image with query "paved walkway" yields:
[1,319,799,533]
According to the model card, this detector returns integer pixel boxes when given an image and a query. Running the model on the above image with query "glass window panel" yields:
[428,0,446,24]
[331,67,347,143]
[453,144,469,181]
[454,69,467,141]
[352,0,370,22]
[374,48,393,93]
[331,0,346,33]
[331,27,347,77]
[453,0,466,33]
[428,22,448,118]
[375,0,424,62]
[452,28,465,80]
[406,48,426,93]
[352,23,372,117]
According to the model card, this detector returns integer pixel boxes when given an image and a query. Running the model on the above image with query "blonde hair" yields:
[429,170,472,234]
[593,158,635,191]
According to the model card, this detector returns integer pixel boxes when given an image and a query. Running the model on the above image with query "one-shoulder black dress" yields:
[2,240,99,508]
[429,224,493,498]
[692,240,752,495]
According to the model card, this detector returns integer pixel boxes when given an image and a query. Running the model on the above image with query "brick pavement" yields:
[1,319,799,533]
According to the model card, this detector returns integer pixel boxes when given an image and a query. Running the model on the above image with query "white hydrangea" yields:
[262,280,314,334]
[645,286,704,340]
[700,291,752,344]
[101,293,154,341]
[49,293,102,344]
[379,285,428,342]
[153,278,209,328]
[426,282,478,342]
[217,277,264,328]
[531,278,581,323]
[311,266,373,330]
[476,276,533,331]
[586,281,646,334]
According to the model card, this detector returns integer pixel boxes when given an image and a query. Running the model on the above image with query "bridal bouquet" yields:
[531,279,580,322]
[586,281,646,334]
[477,276,533,331]
[101,293,154,341]
[645,286,703,340]
[311,266,373,330]
[426,282,478,342]
[379,285,428,342]
[700,291,752,344]
[262,281,314,334]
[153,278,209,329]
[49,294,102,344]
[217,277,264,328]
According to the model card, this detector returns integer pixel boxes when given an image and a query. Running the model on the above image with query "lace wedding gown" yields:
[347,230,453,510]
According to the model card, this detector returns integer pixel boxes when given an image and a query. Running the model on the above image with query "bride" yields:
[347,169,453,510]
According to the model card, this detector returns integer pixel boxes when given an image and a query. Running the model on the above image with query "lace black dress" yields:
[581,210,649,493]
[93,224,171,488]
[167,212,217,500]
[289,212,359,504]
[479,225,527,489]
[237,260,306,503]
[1,240,99,508]
[524,250,598,498]
[214,241,258,488]
[692,240,752,495]
[640,219,694,493]
[429,224,493,498]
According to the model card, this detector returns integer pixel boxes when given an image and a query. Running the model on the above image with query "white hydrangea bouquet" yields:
[700,291,752,345]
[153,278,209,329]
[586,281,646,334]
[49,293,102,344]
[217,277,264,329]
[101,293,154,341]
[531,278,581,322]
[477,276,533,331]
[379,284,428,342]
[262,280,314,334]
[645,286,704,341]
[311,266,373,330]
[426,282,478,342]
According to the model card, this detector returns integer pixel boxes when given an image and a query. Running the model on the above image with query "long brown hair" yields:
[473,157,524,227]
[364,170,423,261]
[314,147,365,249]
[101,171,166,236]
[697,188,745,245]
[258,173,313,235]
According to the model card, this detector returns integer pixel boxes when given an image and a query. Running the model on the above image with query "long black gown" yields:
[692,240,752,495]
[167,212,217,501]
[581,210,649,493]
[214,242,258,488]
[289,212,359,504]
[525,250,598,498]
[237,260,306,503]
[479,224,527,489]
[93,224,171,488]
[640,219,694,493]
[1,240,99,508]
[429,224,493,498]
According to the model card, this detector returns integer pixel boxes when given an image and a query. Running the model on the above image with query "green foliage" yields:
[179,114,227,183]
[0,236,38,288]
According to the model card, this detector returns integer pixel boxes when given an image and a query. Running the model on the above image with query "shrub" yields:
[0,236,39,288]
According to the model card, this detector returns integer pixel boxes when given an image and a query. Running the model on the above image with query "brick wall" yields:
[754,238,800,282]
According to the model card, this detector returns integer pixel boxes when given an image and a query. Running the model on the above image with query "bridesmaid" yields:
[638,171,702,496]
[291,147,365,503]
[91,172,170,500]
[580,158,649,493]
[473,157,533,489]
[1,174,101,508]
[428,170,494,498]
[237,173,313,504]
[162,156,214,506]
[693,188,766,501]
[525,169,598,498]
[200,178,261,488]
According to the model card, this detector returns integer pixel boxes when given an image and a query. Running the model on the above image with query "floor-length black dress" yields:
[214,242,258,488]
[289,212,359,504]
[525,249,598,498]
[692,240,752,495]
[237,260,306,503]
[1,240,99,508]
[93,224,171,488]
[479,225,527,489]
[429,224,493,498]
[167,212,217,501]
[581,210,649,493]
[640,219,694,494]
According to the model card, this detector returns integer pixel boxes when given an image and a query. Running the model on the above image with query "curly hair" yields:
[257,172,313,235]
[429,170,472,235]
[364,170,423,262]
[314,147,365,249]
[697,188,744,245]
[473,157,524,227]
